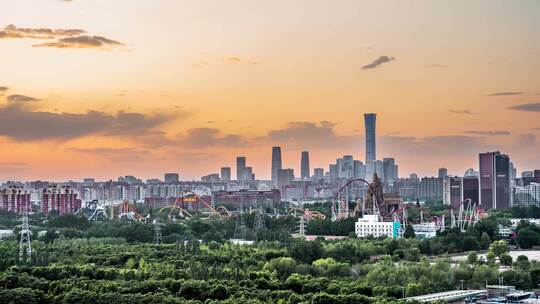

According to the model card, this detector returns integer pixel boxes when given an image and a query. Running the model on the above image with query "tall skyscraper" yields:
[479,151,511,209]
[236,156,246,181]
[364,113,376,181]
[301,151,310,179]
[271,147,282,187]
[220,167,231,181]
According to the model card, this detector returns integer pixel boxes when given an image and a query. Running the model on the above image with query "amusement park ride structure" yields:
[75,190,232,223]
[331,174,485,233]
[72,177,484,238]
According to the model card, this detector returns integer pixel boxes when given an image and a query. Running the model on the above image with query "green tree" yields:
[499,254,512,266]
[403,224,416,239]
[489,240,508,258]
[467,252,478,265]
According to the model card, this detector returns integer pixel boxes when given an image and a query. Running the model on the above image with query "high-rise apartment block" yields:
[220,167,231,181]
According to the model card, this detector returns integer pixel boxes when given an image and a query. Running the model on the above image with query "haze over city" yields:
[1,0,539,181]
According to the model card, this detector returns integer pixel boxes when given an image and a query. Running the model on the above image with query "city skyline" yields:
[0,1,539,181]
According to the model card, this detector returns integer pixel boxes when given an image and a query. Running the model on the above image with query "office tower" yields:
[329,164,338,180]
[479,151,511,209]
[535,170,540,179]
[410,173,418,180]
[510,162,517,182]
[245,167,254,181]
[353,160,366,179]
[236,156,246,180]
[221,167,231,181]
[364,113,376,181]
[277,168,295,188]
[341,155,354,178]
[416,177,444,202]
[383,158,396,184]
[374,160,384,180]
[164,173,179,184]
[438,168,448,179]
[313,168,324,180]
[271,147,282,187]
[443,177,462,207]
[463,176,480,205]
[301,151,310,179]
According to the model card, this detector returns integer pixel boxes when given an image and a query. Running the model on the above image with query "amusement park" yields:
[67,172,487,244]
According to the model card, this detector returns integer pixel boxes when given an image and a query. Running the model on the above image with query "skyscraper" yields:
[301,151,310,179]
[313,168,324,180]
[271,147,282,187]
[221,167,231,181]
[479,151,511,209]
[383,158,396,184]
[364,113,376,181]
[277,168,295,188]
[236,156,246,181]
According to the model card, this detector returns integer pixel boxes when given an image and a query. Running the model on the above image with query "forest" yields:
[0,205,540,303]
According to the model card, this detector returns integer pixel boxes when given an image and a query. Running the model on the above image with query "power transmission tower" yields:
[252,204,265,241]
[298,216,306,237]
[233,197,246,240]
[153,219,163,245]
[19,205,32,263]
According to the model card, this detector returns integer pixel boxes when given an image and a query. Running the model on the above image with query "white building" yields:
[513,183,540,207]
[355,214,401,238]
[412,222,438,239]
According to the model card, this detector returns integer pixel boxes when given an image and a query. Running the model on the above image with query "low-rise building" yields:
[355,214,401,238]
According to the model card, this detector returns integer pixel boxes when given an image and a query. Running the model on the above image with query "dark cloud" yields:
[507,103,540,112]
[465,130,511,136]
[33,35,123,49]
[0,99,184,141]
[263,121,356,148]
[487,92,523,96]
[449,109,475,115]
[0,24,84,39]
[7,94,39,102]
[380,135,488,156]
[0,87,8,92]
[361,56,395,69]
[175,128,246,148]
[69,147,150,162]
[1,25,123,50]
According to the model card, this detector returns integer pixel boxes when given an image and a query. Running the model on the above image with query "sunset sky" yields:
[0,0,539,181]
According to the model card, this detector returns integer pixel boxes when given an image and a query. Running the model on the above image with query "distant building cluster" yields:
[0,113,538,216]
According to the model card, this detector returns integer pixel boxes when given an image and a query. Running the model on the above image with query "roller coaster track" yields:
[287,207,326,220]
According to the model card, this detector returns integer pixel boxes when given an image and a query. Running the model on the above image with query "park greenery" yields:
[0,204,540,303]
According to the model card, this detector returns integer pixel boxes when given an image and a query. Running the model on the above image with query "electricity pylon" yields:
[19,205,32,263]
